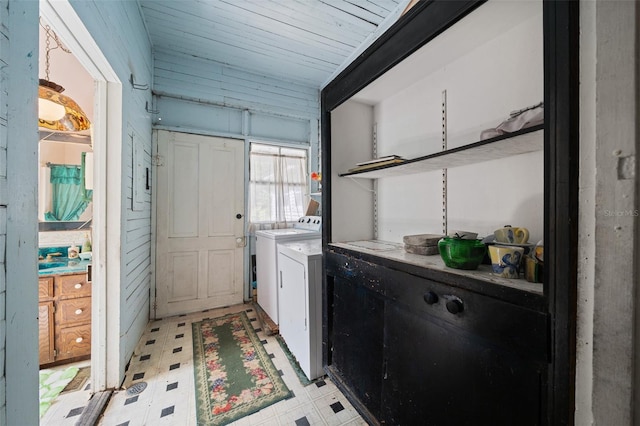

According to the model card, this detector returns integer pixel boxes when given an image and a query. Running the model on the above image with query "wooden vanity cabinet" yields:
[38,277,55,365]
[38,272,91,366]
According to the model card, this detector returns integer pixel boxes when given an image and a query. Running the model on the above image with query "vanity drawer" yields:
[56,273,91,298]
[57,297,91,325]
[39,277,54,299]
[56,323,91,358]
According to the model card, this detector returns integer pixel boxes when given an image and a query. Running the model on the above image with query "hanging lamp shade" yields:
[38,79,91,131]
[38,19,91,132]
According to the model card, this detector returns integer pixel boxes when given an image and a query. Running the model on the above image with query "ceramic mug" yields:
[493,226,529,244]
[488,245,525,279]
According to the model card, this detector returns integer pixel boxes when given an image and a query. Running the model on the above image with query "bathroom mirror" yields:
[39,132,93,231]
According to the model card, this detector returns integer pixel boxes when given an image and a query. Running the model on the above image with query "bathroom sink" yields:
[38,262,66,270]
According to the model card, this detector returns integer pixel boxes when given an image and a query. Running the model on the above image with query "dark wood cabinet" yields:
[326,251,547,425]
[329,274,385,419]
[321,0,578,424]
[382,279,546,425]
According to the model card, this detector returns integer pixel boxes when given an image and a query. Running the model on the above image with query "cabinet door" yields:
[39,277,54,299]
[330,275,384,419]
[38,302,55,365]
[382,301,546,426]
[278,253,310,377]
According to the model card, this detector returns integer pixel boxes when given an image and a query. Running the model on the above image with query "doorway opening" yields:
[38,0,123,415]
[37,16,95,420]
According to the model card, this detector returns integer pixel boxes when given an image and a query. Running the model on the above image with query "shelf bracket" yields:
[441,90,448,235]
[373,122,378,239]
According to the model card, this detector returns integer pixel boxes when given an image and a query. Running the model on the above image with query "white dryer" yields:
[255,216,321,324]
[277,239,323,380]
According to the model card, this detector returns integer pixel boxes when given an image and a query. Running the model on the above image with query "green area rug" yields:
[193,311,291,425]
[39,366,79,417]
[275,334,321,387]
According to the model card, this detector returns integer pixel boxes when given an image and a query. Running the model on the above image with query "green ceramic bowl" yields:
[438,237,486,270]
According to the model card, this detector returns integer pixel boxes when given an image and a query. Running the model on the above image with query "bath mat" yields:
[61,366,90,394]
[192,311,291,425]
[39,366,79,417]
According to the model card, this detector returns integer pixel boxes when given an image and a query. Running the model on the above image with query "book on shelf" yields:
[348,157,405,172]
[355,155,404,166]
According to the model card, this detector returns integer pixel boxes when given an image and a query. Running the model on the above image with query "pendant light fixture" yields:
[38,20,91,132]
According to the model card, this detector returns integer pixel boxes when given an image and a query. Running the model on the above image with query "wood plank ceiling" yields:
[138,0,407,88]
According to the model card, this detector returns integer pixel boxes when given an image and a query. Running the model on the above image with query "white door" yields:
[155,131,245,317]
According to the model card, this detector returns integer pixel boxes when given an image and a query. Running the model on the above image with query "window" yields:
[249,143,308,225]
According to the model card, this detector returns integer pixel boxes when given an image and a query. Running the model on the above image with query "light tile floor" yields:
[44,303,366,425]
[40,359,93,425]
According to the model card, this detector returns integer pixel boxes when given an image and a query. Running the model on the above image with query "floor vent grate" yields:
[126,382,147,396]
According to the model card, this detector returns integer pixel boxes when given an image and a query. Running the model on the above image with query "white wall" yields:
[69,0,154,386]
[2,0,40,424]
[576,1,639,425]
[368,1,544,243]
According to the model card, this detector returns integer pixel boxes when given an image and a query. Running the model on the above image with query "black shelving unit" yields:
[321,0,579,424]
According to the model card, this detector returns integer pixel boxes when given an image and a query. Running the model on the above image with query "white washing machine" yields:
[255,216,321,324]
[277,239,323,380]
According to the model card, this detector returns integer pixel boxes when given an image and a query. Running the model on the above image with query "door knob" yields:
[236,213,243,219]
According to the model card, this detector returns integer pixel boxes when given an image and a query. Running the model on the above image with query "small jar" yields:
[68,245,79,259]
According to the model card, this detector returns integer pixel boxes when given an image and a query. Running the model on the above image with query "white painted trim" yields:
[243,138,251,301]
[41,0,123,391]
[91,80,108,391]
[105,82,123,388]
[39,1,118,81]
[150,130,159,319]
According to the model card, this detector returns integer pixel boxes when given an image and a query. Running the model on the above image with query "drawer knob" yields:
[423,291,438,304]
[75,337,83,343]
[74,283,82,289]
[446,299,464,315]
[75,309,83,315]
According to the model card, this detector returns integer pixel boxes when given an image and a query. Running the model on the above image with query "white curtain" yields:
[249,143,308,233]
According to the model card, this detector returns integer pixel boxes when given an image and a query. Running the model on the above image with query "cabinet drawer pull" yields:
[75,309,83,315]
[423,291,439,304]
[75,337,83,343]
[74,283,83,289]
[446,299,464,315]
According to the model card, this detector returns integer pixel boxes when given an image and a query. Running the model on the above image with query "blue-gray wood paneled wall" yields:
[152,50,320,147]
[2,1,40,424]
[71,0,154,387]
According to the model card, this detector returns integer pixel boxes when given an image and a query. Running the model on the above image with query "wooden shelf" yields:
[340,125,543,178]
